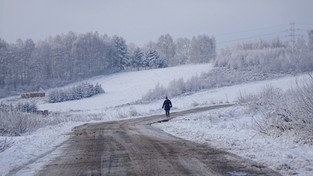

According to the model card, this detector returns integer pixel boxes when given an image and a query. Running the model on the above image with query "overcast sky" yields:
[1,0,313,49]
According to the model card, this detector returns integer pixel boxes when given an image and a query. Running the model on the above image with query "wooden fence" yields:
[21,92,45,99]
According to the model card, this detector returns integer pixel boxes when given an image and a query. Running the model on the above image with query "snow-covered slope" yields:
[39,64,212,112]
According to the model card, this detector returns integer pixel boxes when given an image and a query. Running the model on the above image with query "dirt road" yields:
[37,105,280,176]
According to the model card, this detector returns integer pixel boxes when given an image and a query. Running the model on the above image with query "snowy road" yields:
[34,105,280,176]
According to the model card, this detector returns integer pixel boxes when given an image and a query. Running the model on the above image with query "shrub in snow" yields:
[293,74,313,142]
[239,77,313,143]
[0,110,41,136]
[242,86,294,136]
[142,67,286,102]
[17,102,37,113]
[0,107,108,137]
[48,83,104,103]
[237,92,258,105]
[128,107,139,117]
[0,138,14,153]
[191,101,200,107]
[167,78,186,96]
[141,83,166,102]
[0,103,37,113]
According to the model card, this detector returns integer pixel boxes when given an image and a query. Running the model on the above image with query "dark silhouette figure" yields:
[162,96,172,117]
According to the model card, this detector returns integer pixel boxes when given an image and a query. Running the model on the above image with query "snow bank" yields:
[0,122,83,176]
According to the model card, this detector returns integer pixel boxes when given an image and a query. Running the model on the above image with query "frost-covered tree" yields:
[113,36,129,71]
[145,49,158,68]
[0,39,9,88]
[189,35,216,63]
[130,48,144,70]
[145,49,166,69]
[157,34,176,66]
[174,38,191,65]
[20,39,35,85]
[308,30,313,52]
[94,83,104,94]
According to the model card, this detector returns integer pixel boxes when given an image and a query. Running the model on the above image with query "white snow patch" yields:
[0,122,83,176]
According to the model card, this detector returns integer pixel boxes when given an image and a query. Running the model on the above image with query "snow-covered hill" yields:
[1,63,312,175]
[39,63,212,113]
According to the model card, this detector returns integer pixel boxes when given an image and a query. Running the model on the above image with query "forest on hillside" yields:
[0,32,216,97]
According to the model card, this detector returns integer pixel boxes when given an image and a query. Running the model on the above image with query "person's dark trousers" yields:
[165,110,170,117]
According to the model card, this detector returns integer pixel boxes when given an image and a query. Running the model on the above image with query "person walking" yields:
[162,96,172,117]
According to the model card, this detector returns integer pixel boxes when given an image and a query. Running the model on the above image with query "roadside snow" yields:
[0,122,83,176]
[153,106,313,176]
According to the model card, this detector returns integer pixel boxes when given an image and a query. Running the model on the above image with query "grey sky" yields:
[1,0,313,48]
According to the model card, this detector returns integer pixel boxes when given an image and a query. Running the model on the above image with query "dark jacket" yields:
[162,99,172,111]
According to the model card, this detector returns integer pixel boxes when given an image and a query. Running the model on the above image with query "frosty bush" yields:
[167,78,186,96]
[239,78,313,143]
[0,138,14,152]
[0,102,37,113]
[48,83,104,103]
[244,86,294,136]
[0,110,41,136]
[17,102,37,113]
[141,83,166,102]
[0,108,107,136]
[142,67,285,102]
[293,74,313,142]
[0,103,41,136]
[128,107,139,117]
[237,92,258,105]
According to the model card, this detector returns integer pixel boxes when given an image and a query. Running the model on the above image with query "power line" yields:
[214,24,289,37]
[217,30,288,44]
[213,22,312,50]
[289,22,296,53]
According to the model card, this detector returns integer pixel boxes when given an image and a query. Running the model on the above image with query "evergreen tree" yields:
[130,48,144,70]
[308,30,313,52]
[113,36,129,71]
[0,39,8,88]
[145,49,166,68]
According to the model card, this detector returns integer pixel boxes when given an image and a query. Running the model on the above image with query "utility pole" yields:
[289,22,296,53]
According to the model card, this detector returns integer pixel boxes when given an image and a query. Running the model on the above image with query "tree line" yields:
[0,32,216,97]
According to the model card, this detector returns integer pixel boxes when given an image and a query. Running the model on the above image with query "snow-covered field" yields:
[0,63,312,175]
